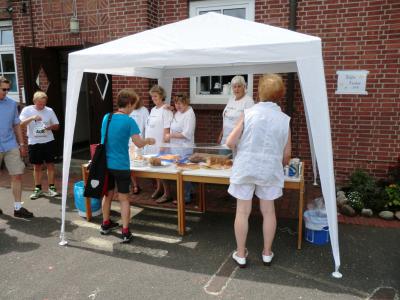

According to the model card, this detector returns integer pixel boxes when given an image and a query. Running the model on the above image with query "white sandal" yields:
[232,250,248,268]
[262,252,274,266]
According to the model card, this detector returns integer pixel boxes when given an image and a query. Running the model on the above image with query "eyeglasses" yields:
[1,88,10,92]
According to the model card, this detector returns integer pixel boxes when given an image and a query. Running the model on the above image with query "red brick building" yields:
[1,0,399,183]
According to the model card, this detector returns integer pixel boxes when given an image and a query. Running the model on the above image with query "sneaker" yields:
[30,188,43,200]
[232,250,248,268]
[14,207,34,218]
[100,220,119,235]
[121,231,133,243]
[47,186,60,197]
[262,252,274,266]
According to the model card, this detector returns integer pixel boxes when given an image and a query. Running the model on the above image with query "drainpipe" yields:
[29,0,35,46]
[286,0,297,117]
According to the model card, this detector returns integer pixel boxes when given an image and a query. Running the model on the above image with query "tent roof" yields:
[70,12,322,75]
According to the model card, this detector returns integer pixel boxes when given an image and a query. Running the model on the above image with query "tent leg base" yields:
[332,271,342,279]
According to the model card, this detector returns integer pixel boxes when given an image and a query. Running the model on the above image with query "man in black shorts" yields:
[20,91,60,199]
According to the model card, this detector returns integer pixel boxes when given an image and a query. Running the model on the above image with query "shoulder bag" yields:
[84,113,113,199]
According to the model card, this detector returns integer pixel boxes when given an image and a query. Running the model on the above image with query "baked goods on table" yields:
[149,157,162,166]
[158,154,180,161]
[204,156,233,169]
[189,153,230,163]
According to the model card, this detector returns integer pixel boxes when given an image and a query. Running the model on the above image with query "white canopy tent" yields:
[60,13,341,278]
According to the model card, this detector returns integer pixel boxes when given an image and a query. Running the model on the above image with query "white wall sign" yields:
[336,70,369,95]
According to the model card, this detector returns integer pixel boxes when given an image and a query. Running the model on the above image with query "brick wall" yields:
[9,0,400,183]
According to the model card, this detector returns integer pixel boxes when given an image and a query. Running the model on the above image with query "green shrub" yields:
[348,169,376,207]
[385,184,400,211]
[347,191,364,211]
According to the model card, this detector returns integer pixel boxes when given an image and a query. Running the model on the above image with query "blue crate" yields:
[305,226,330,245]
[73,181,102,217]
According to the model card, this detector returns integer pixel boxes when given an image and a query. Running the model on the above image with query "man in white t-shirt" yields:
[20,91,60,199]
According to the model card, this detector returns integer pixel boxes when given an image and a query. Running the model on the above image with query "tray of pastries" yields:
[189,152,230,163]
[200,156,233,170]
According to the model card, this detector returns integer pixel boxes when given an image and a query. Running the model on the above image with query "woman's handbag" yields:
[84,113,113,199]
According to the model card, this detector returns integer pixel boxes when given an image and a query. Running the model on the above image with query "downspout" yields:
[286,0,297,117]
[29,0,35,46]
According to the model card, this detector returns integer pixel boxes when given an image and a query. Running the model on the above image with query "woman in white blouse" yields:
[218,75,254,147]
[129,96,149,194]
[165,93,196,203]
[145,85,174,203]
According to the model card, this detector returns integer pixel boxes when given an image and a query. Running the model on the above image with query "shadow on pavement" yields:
[0,213,78,239]
[0,228,40,255]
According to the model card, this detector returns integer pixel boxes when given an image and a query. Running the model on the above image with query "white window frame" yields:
[0,20,19,102]
[189,0,255,104]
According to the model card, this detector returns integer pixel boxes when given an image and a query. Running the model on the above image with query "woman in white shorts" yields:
[226,74,291,268]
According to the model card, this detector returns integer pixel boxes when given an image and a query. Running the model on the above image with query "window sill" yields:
[190,103,225,110]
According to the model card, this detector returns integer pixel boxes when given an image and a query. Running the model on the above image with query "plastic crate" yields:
[73,181,102,217]
[305,226,330,245]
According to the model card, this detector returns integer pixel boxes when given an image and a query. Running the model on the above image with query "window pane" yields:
[223,8,246,19]
[4,73,17,92]
[1,29,14,44]
[199,76,210,94]
[2,54,15,72]
[210,76,222,94]
[199,10,221,15]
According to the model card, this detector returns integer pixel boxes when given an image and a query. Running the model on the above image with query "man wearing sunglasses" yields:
[0,76,34,218]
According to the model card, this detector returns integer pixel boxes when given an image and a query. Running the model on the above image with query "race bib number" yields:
[33,122,48,137]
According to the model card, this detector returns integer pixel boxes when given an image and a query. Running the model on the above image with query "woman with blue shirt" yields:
[100,89,155,243]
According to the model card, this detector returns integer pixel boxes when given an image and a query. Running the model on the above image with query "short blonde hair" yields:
[258,74,286,101]
[33,91,48,103]
[174,93,190,106]
[117,88,139,108]
[149,85,166,101]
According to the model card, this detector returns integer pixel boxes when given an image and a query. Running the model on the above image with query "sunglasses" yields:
[1,88,10,92]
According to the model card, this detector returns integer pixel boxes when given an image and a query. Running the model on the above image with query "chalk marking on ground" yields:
[203,252,238,296]
[83,237,168,258]
[72,219,100,230]
[84,237,114,252]
[73,219,181,244]
[367,286,398,300]
[179,241,198,249]
[110,204,143,217]
[275,265,369,297]
[88,287,100,300]
[114,244,168,258]
[133,232,181,244]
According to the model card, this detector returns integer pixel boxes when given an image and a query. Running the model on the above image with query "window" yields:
[189,0,255,104]
[0,21,18,98]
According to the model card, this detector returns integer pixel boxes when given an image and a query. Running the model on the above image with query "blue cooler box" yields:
[304,210,330,245]
[305,226,330,245]
[73,181,102,217]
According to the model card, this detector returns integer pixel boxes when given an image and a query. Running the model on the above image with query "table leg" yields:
[199,183,206,213]
[81,164,92,221]
[177,172,185,235]
[297,182,305,250]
